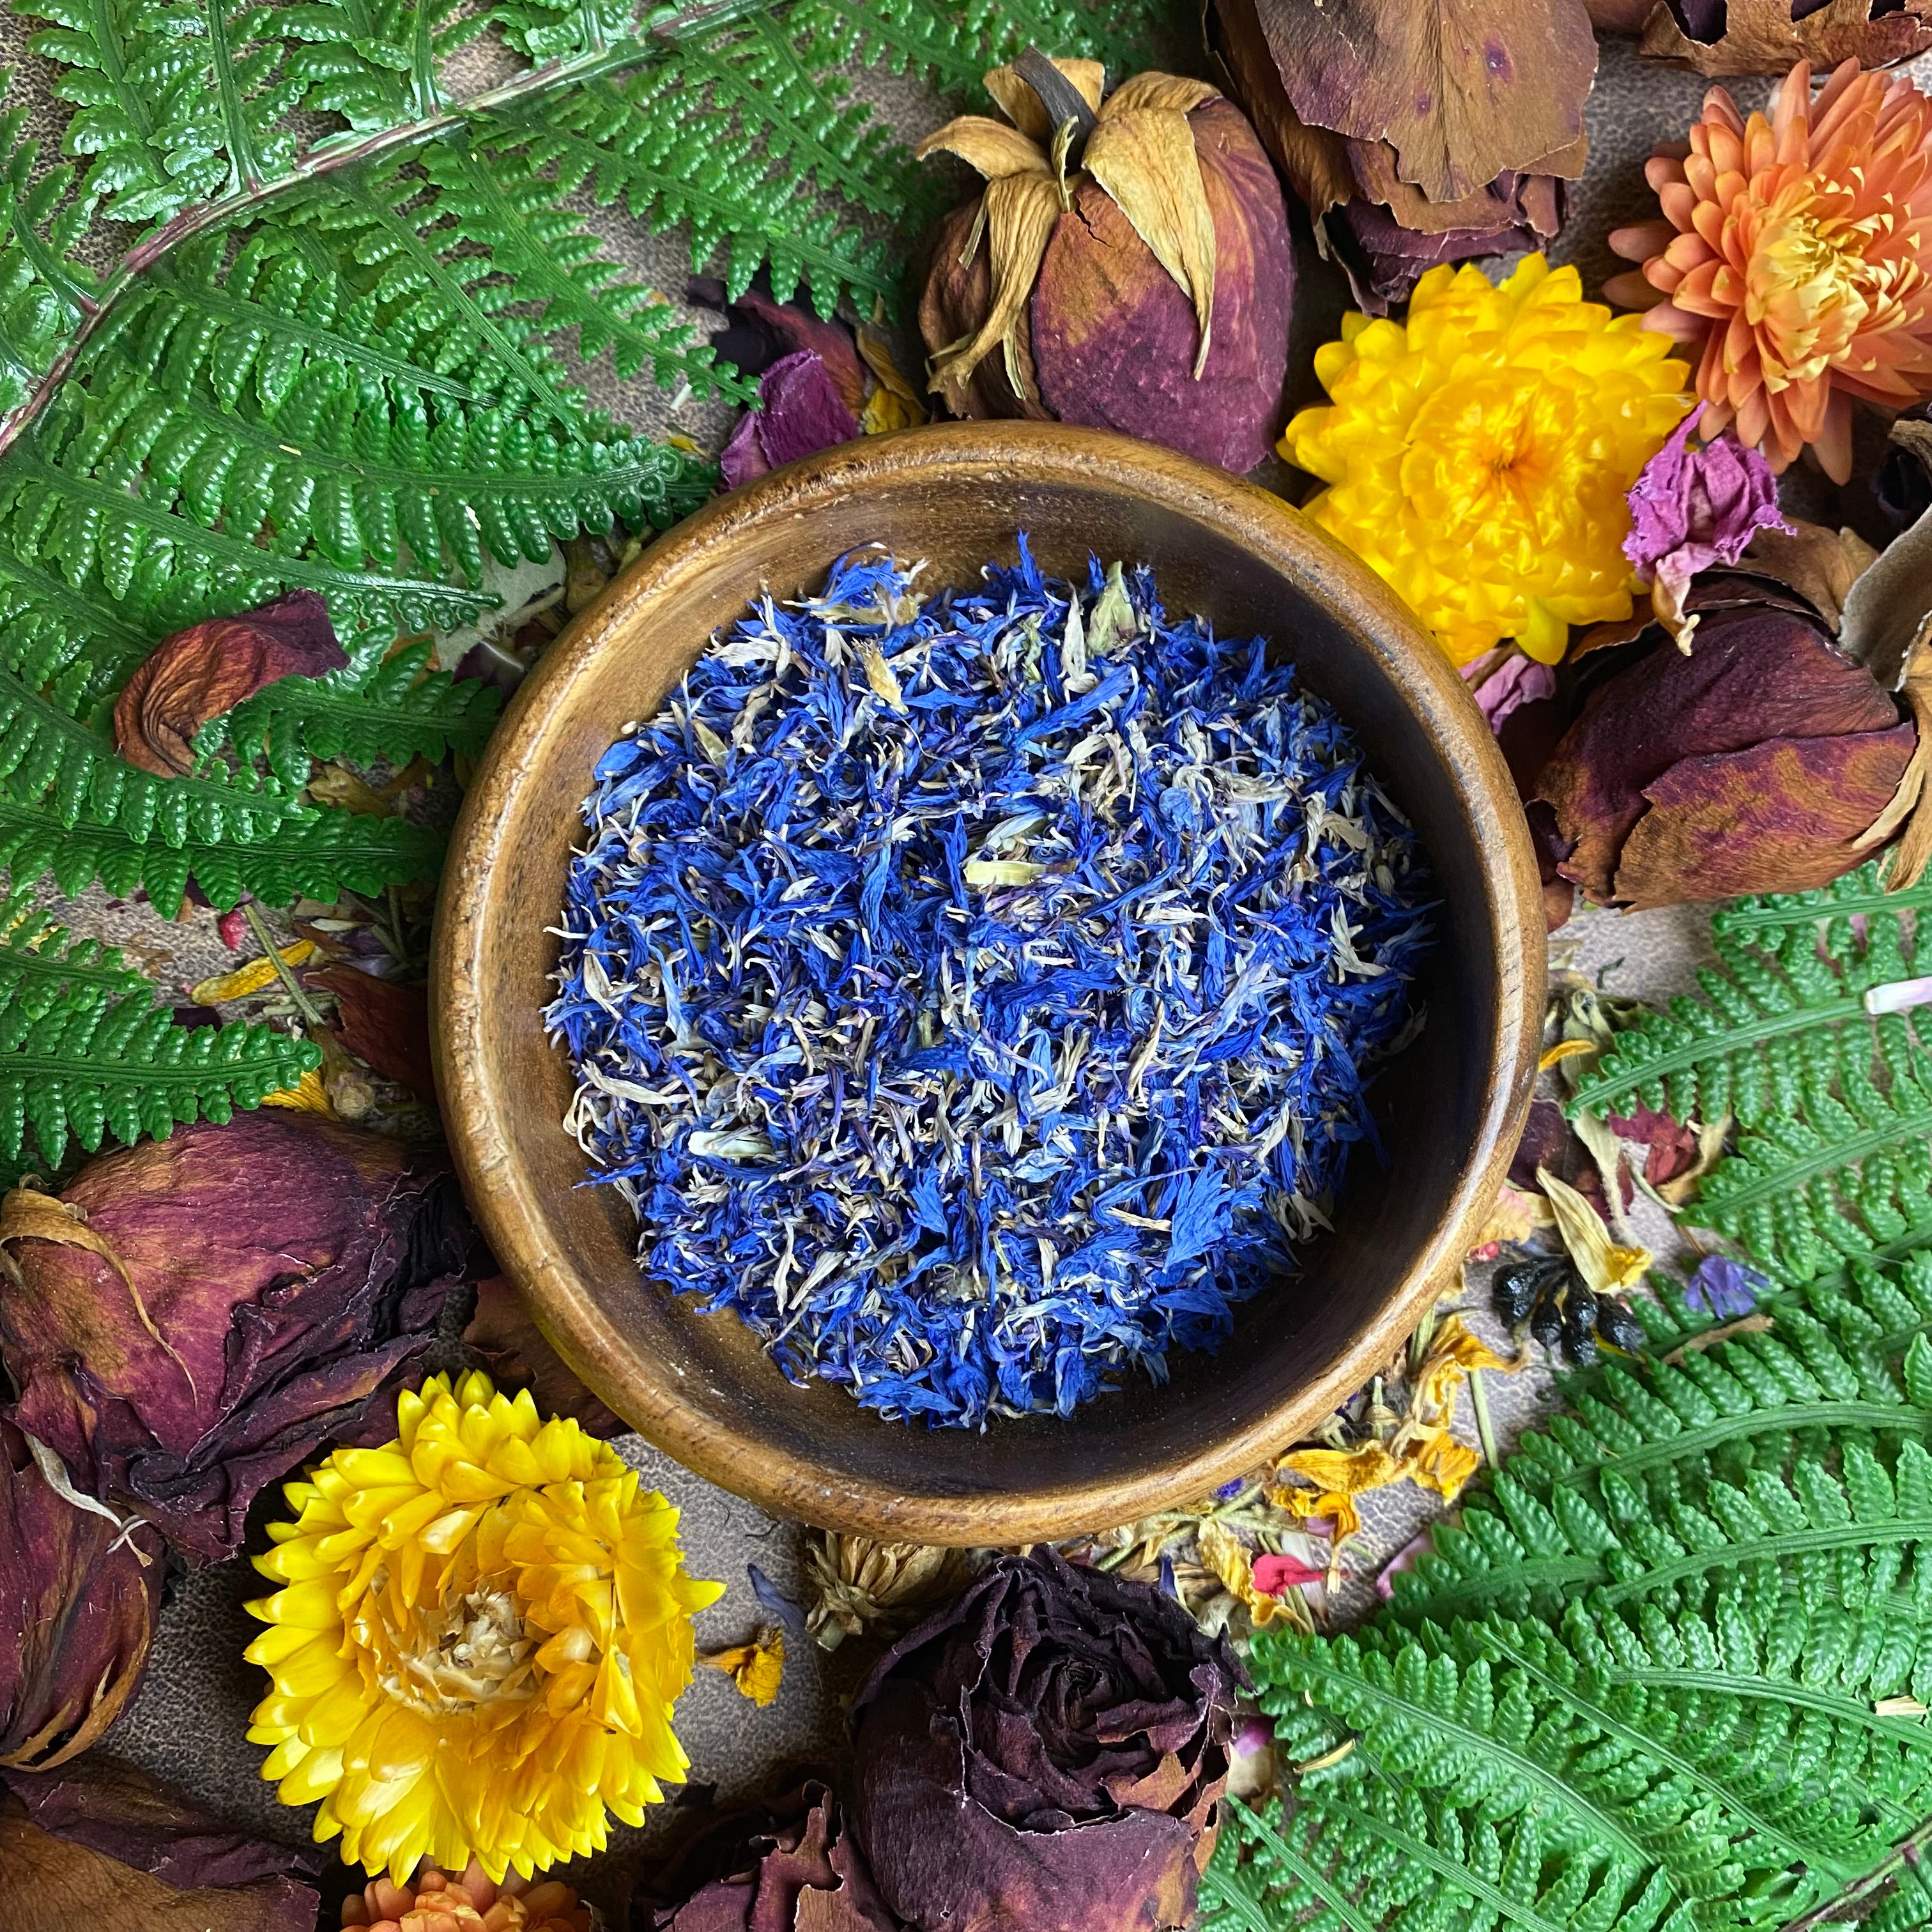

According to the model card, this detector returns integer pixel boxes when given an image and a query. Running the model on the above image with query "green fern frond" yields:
[0,977,319,1166]
[0,773,443,913]
[22,0,304,224]
[202,630,500,786]
[0,885,148,1012]
[482,63,894,320]
[790,0,1177,98]
[280,0,486,130]
[1568,864,1932,1282]
[0,93,97,418]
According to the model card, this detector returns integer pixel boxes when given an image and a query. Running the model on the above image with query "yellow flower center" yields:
[362,1574,538,1718]
[1747,193,1887,385]
[1402,370,1572,546]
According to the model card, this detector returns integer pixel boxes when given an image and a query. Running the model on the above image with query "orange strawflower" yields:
[1607,59,1932,483]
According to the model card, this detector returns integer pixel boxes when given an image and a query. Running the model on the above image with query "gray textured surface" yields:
[0,10,1830,1913]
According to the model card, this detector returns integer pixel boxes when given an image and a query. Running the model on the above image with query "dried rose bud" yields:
[1,1419,160,1769]
[1535,597,1914,908]
[647,1782,899,1932]
[850,1549,1245,1932]
[0,1113,473,1563]
[113,590,348,778]
[917,56,1293,473]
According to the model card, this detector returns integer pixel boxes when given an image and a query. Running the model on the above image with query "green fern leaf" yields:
[0,91,97,418]
[481,63,894,319]
[0,977,319,1166]
[280,0,486,129]
[1568,864,1932,1280]
[0,771,442,913]
[0,885,149,1013]
[22,0,303,222]
[203,630,501,785]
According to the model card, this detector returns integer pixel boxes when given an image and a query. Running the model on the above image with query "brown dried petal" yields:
[928,173,1063,401]
[1225,0,1597,204]
[1105,73,1221,116]
[310,964,435,1101]
[0,1792,316,1932]
[1613,724,1916,907]
[1212,0,1358,221]
[917,202,1050,424]
[0,1114,471,1561]
[913,115,1048,180]
[0,1421,160,1769]
[112,592,347,778]
[1636,0,1932,74]
[1,1758,322,1886]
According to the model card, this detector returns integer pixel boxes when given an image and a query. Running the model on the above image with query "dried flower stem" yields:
[240,902,327,1031]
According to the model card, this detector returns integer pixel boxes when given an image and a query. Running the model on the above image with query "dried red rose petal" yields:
[0,1114,473,1563]
[1535,602,1912,908]
[0,1418,160,1770]
[310,964,435,1101]
[113,591,347,778]
[850,1549,1244,1932]
[648,1782,900,1932]
[720,351,862,489]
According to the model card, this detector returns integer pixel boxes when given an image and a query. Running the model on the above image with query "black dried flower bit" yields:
[1492,1254,1643,1367]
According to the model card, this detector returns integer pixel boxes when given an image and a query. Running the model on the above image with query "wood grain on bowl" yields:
[431,422,1544,1544]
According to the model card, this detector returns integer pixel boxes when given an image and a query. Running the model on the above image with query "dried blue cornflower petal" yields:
[545,542,1435,1427]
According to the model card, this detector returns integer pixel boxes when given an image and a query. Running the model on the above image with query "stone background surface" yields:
[0,13,1866,1918]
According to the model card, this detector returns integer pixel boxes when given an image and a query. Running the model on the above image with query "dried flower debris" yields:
[548,544,1434,1427]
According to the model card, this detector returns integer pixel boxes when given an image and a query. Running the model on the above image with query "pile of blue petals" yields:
[547,542,1434,1427]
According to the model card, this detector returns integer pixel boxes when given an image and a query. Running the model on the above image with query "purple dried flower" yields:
[1683,1254,1769,1321]
[1623,404,1788,647]
[1464,652,1557,732]
[720,350,861,490]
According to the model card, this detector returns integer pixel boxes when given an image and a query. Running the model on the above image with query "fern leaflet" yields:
[0,92,97,418]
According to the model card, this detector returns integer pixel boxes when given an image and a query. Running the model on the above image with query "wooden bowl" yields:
[433,422,1544,1544]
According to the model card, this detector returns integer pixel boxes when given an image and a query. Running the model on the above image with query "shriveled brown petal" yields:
[1083,107,1218,376]
[985,57,1105,142]
[1636,0,1932,75]
[310,965,434,1100]
[1103,73,1220,116]
[914,114,1048,180]
[112,590,347,778]
[928,173,1064,401]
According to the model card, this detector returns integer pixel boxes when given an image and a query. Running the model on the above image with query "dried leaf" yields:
[112,591,346,779]
[1636,0,1932,75]
[929,171,1063,400]
[1082,107,1218,375]
[914,114,1048,179]
[189,940,315,1006]
[1239,0,1598,204]
[700,1626,786,1706]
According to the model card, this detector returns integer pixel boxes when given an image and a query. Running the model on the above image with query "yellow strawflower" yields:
[244,1370,722,1883]
[1283,254,1694,666]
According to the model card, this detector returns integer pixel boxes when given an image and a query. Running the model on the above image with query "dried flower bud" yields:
[0,1114,473,1562]
[802,1532,970,1652]
[0,1420,160,1770]
[916,61,1293,472]
[113,590,347,778]
[850,1550,1245,1932]
[1535,599,1914,907]
[647,1782,899,1932]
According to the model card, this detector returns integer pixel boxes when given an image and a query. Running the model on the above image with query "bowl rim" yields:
[431,420,1545,1541]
